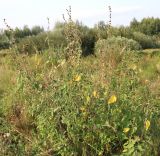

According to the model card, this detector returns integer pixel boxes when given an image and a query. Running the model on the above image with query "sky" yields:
[0,0,160,30]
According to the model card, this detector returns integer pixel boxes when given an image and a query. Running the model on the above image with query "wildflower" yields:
[6,133,10,137]
[92,90,99,98]
[3,133,10,138]
[80,107,88,118]
[145,120,150,131]
[104,91,108,96]
[60,59,66,66]
[80,106,86,112]
[82,112,88,118]
[74,75,81,82]
[123,128,130,133]
[86,96,90,103]
[108,95,117,105]
[130,64,137,70]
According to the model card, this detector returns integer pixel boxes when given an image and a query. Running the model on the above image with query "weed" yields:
[63,6,82,65]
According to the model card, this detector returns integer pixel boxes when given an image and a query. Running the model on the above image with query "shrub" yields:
[0,34,10,50]
[63,6,82,62]
[0,41,10,50]
[48,29,67,49]
[16,33,48,54]
[16,31,66,54]
[112,26,133,39]
[81,28,96,56]
[95,36,141,56]
[132,32,157,49]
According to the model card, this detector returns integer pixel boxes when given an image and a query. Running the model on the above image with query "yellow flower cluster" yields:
[129,64,137,70]
[80,106,88,118]
[108,95,117,104]
[74,75,81,82]
[145,120,150,131]
[92,90,99,98]
[123,128,130,133]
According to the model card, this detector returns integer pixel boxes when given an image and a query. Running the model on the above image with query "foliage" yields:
[79,26,97,56]
[1,17,160,53]
[0,48,160,155]
[112,26,133,39]
[16,33,48,54]
[132,32,157,49]
[63,6,82,62]
[0,14,160,156]
[94,21,109,39]
[0,26,44,50]
[95,36,141,56]
[130,17,160,35]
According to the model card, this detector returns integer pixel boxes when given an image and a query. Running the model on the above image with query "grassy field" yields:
[0,48,160,155]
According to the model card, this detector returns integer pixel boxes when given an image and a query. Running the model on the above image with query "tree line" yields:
[0,17,160,54]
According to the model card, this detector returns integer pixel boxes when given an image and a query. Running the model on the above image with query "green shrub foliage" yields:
[95,36,141,56]
[132,32,157,49]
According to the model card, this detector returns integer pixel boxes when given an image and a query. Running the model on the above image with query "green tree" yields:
[31,26,44,35]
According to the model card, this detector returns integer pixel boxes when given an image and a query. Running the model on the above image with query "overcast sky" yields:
[0,0,160,30]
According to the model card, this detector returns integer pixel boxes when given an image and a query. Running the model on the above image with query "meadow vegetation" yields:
[0,7,160,156]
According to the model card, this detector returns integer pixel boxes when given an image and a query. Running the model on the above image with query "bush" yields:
[81,28,96,56]
[95,36,141,56]
[94,37,141,68]
[48,29,66,49]
[16,31,67,54]
[0,42,10,50]
[132,32,157,49]
[112,26,133,39]
[0,34,10,50]
[16,33,48,54]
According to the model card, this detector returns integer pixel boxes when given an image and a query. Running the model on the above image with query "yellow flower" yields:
[86,96,90,103]
[80,106,86,112]
[123,128,130,133]
[130,64,137,70]
[60,59,65,66]
[80,107,88,118]
[108,95,117,104]
[74,75,81,82]
[82,112,88,118]
[145,120,150,131]
[93,90,99,98]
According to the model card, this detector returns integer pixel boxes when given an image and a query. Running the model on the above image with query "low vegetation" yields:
[0,7,160,156]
